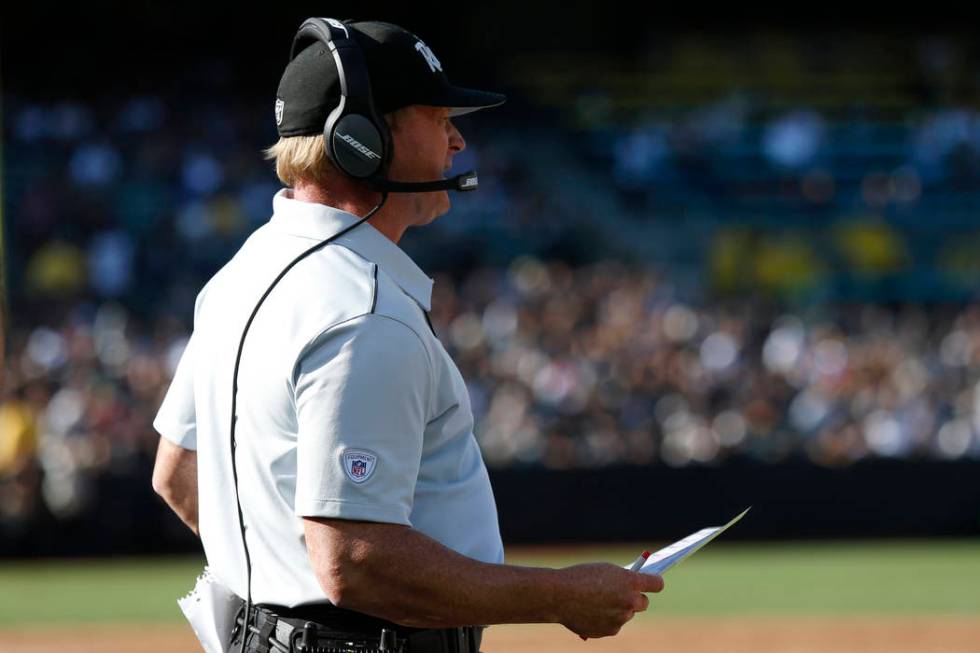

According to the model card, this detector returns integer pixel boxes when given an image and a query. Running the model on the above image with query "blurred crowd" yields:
[4,259,980,529]
[7,81,980,319]
[4,34,980,532]
[431,259,980,469]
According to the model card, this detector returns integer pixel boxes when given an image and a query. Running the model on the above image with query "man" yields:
[152,19,663,653]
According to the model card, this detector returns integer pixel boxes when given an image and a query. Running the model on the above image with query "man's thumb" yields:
[634,571,665,593]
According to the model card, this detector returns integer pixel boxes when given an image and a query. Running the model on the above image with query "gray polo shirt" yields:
[154,188,504,606]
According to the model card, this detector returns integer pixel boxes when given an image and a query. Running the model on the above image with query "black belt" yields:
[232,603,483,653]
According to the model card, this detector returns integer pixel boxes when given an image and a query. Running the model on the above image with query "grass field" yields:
[1,539,977,625]
[1,540,978,652]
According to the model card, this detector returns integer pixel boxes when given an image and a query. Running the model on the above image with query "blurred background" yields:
[1,2,978,652]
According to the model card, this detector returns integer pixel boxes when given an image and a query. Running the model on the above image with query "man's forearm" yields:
[308,520,569,629]
[162,483,199,536]
[152,438,200,536]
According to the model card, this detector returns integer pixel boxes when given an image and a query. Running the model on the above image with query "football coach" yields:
[151,17,664,653]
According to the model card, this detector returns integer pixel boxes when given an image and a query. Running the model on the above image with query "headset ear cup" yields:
[331,114,385,178]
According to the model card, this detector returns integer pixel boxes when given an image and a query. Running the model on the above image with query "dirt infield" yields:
[4,616,979,653]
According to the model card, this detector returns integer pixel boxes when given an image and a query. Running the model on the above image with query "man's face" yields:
[386,105,466,225]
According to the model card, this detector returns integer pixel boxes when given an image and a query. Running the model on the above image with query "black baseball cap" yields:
[275,20,506,137]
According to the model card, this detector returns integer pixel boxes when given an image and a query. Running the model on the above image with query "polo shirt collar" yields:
[269,188,433,311]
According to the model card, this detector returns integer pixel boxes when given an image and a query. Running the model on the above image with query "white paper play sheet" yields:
[177,566,241,653]
[626,508,750,575]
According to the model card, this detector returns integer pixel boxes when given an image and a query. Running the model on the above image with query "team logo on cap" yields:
[275,98,284,126]
[325,18,349,38]
[342,449,378,483]
[415,40,443,73]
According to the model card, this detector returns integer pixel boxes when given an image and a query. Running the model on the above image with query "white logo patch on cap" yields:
[415,40,443,73]
[342,449,378,483]
[275,98,284,126]
[325,18,349,37]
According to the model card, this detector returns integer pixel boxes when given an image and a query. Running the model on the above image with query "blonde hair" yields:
[262,110,403,188]
[262,134,336,188]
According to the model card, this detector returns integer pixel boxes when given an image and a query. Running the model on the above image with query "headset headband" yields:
[290,19,368,109]
[289,17,390,180]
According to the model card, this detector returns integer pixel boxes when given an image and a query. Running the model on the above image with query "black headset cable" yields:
[230,191,388,653]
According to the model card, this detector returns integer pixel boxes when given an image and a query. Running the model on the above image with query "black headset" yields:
[230,17,481,652]
[290,17,480,193]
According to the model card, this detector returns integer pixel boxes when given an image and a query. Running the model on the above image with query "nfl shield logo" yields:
[342,449,378,484]
[351,460,367,478]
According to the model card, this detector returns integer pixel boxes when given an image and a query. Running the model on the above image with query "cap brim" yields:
[438,85,507,117]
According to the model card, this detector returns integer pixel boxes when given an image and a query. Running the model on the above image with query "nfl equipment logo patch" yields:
[342,449,378,484]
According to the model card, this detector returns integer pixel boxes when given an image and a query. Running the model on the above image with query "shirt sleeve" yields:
[153,332,198,450]
[292,313,432,525]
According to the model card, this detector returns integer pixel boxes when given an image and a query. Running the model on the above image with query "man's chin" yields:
[428,193,451,222]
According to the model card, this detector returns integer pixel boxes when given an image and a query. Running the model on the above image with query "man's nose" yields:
[449,122,465,154]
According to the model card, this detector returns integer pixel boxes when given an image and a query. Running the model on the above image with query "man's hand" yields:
[556,563,664,639]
